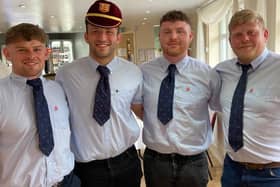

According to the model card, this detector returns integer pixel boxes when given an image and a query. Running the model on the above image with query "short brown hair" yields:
[160,10,192,28]
[228,9,265,32]
[5,23,48,45]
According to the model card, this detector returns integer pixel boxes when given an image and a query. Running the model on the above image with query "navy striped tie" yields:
[228,64,251,152]
[27,78,54,156]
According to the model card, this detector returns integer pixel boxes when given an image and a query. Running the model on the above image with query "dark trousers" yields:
[59,171,81,187]
[143,148,208,187]
[74,146,142,187]
[222,154,280,187]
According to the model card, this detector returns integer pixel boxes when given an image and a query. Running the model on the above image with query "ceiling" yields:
[0,0,209,33]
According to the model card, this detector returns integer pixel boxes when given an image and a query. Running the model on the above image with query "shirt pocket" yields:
[249,87,280,101]
[111,88,136,111]
[246,87,280,116]
[259,87,280,101]
[49,103,70,129]
[175,85,208,109]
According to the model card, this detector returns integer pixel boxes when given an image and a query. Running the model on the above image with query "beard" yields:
[163,46,185,57]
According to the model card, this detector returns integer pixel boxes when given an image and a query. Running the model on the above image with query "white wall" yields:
[128,24,155,64]
[74,32,89,59]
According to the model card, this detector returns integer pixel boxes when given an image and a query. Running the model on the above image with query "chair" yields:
[207,112,218,180]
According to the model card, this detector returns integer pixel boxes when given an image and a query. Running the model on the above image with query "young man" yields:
[0,23,74,187]
[55,0,143,186]
[215,9,280,187]
[139,10,220,187]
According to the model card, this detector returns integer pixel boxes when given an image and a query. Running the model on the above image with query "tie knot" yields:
[168,64,176,73]
[27,78,43,88]
[97,66,110,77]
[240,64,251,72]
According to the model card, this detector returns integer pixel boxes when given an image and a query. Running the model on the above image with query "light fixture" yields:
[18,3,26,8]
[146,10,150,14]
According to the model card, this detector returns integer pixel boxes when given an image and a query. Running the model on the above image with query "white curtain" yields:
[195,0,233,62]
[195,14,206,62]
[197,0,233,24]
[0,63,11,78]
[244,0,267,22]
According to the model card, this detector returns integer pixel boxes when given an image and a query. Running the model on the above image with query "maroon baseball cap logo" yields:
[99,2,110,13]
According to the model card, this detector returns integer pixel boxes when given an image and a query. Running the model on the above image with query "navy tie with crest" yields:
[157,64,176,125]
[93,66,111,126]
[228,64,251,152]
[27,78,54,156]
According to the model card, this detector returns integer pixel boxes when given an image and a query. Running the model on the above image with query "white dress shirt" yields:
[56,56,143,162]
[140,56,220,155]
[215,48,280,163]
[0,73,74,187]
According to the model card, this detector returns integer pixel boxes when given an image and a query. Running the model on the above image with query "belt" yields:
[76,145,136,167]
[239,162,280,170]
[145,148,204,161]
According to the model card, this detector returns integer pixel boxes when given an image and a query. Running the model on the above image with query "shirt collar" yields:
[87,56,119,74]
[160,55,190,74]
[10,73,45,88]
[236,48,268,70]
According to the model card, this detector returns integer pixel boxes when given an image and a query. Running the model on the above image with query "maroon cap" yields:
[86,0,122,28]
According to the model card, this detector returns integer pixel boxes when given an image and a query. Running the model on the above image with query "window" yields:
[219,11,233,62]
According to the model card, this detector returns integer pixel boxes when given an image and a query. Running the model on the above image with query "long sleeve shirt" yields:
[0,74,74,187]
[56,56,143,162]
[215,48,280,163]
[141,56,220,155]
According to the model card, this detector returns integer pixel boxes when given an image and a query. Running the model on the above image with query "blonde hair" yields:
[228,9,265,32]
